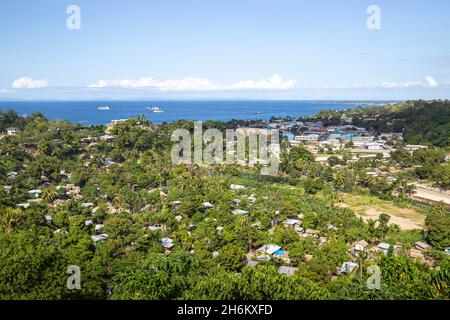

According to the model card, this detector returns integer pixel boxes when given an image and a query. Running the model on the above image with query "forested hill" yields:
[313,100,450,147]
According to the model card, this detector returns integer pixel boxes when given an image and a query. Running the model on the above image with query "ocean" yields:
[0,100,389,125]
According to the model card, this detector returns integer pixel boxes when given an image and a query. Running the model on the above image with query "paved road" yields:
[413,186,450,205]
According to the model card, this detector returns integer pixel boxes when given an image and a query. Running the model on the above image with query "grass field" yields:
[340,193,427,230]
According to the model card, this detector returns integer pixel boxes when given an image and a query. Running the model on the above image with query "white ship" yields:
[97,106,111,111]
[146,106,164,113]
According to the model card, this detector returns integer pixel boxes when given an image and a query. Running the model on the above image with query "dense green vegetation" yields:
[0,105,449,300]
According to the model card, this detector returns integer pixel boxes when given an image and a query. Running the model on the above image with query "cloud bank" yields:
[332,76,439,90]
[12,77,48,89]
[88,74,297,91]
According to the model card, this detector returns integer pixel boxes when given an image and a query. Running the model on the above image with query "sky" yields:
[0,0,450,100]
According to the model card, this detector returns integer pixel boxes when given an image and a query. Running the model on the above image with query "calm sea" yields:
[0,100,389,125]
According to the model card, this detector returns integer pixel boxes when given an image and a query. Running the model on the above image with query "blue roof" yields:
[274,249,285,255]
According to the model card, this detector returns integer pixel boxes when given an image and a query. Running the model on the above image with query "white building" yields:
[6,127,20,136]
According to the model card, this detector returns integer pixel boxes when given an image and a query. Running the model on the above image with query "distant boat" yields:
[253,111,261,114]
[97,106,111,110]
[146,106,164,113]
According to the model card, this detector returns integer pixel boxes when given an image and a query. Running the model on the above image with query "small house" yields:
[91,234,108,244]
[231,209,249,216]
[340,262,358,274]
[414,241,431,251]
[6,127,20,136]
[7,171,18,180]
[257,244,281,255]
[161,238,175,253]
[202,202,215,209]
[81,202,95,208]
[283,218,301,228]
[28,189,42,199]
[245,260,260,267]
[16,203,30,209]
[231,198,241,205]
[230,184,246,191]
[278,266,298,277]
[353,240,369,252]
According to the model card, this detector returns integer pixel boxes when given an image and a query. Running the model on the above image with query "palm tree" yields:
[42,186,57,203]
[0,208,21,234]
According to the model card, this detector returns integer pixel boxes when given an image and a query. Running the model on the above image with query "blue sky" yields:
[1,0,449,100]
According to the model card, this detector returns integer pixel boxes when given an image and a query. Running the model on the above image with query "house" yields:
[161,238,175,253]
[28,189,42,199]
[366,142,384,150]
[409,248,426,262]
[278,266,298,277]
[84,220,93,226]
[17,202,30,209]
[7,171,18,179]
[294,134,320,142]
[81,202,95,208]
[444,247,450,255]
[99,135,115,142]
[231,209,248,215]
[414,241,431,251]
[305,229,319,238]
[256,254,271,262]
[44,215,53,223]
[353,240,369,252]
[231,199,241,205]
[6,127,20,136]
[245,260,260,267]
[95,224,103,231]
[91,234,108,244]
[377,242,391,252]
[405,144,428,152]
[340,262,358,274]
[230,184,246,190]
[216,226,224,233]
[148,223,164,231]
[283,218,301,228]
[202,202,215,209]
[109,119,128,127]
[377,242,401,254]
[257,244,281,255]
[3,185,12,193]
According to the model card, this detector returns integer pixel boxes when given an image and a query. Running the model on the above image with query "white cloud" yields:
[88,77,157,88]
[227,74,296,90]
[425,76,439,88]
[154,77,219,91]
[326,76,440,90]
[88,74,296,91]
[380,81,421,89]
[12,77,48,89]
